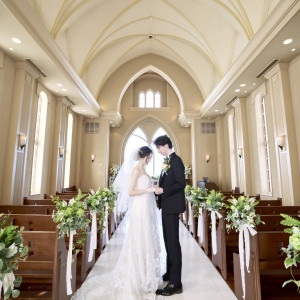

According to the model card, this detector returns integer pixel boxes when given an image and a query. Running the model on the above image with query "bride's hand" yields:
[146,186,157,193]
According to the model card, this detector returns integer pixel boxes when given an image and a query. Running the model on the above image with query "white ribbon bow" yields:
[0,271,15,298]
[88,212,97,262]
[197,207,204,243]
[103,204,109,242]
[239,224,257,299]
[211,210,223,255]
[66,230,76,295]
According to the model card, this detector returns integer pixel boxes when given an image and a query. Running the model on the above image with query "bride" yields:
[72,146,162,300]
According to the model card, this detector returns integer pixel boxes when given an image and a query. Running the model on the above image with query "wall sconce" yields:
[91,154,96,163]
[59,147,64,158]
[205,154,210,163]
[276,135,285,151]
[18,133,27,150]
[238,148,243,159]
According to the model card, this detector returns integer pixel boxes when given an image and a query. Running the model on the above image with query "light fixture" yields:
[59,147,64,158]
[9,47,14,51]
[57,83,63,87]
[12,37,22,44]
[205,154,210,163]
[215,109,219,112]
[244,91,248,93]
[235,89,240,92]
[91,154,96,163]
[62,88,68,92]
[240,84,246,87]
[283,38,293,45]
[291,48,296,52]
[18,133,27,150]
[276,136,285,151]
[238,147,243,159]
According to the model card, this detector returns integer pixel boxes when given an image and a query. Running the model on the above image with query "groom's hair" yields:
[153,135,173,149]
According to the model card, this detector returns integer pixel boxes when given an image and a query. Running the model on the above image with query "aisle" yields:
[84,211,237,300]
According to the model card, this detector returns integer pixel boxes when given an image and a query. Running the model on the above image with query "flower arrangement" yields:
[204,190,225,214]
[185,185,207,217]
[162,157,170,173]
[51,190,90,253]
[280,214,300,292]
[184,164,192,179]
[225,195,262,232]
[0,214,28,299]
[110,164,120,179]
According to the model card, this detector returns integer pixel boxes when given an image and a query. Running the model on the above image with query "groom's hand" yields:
[155,187,164,195]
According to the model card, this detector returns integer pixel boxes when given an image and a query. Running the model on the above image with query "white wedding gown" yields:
[72,174,162,300]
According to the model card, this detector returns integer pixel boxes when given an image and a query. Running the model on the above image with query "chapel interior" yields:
[1,0,300,299]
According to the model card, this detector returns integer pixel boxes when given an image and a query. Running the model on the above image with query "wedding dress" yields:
[72,174,162,300]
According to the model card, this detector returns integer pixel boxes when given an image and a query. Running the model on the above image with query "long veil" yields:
[113,148,139,216]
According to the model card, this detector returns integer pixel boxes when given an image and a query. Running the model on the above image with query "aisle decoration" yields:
[184,164,192,179]
[52,190,90,295]
[225,195,262,299]
[280,214,300,293]
[84,187,117,262]
[109,164,120,187]
[0,214,28,299]
[204,190,225,255]
[185,185,207,242]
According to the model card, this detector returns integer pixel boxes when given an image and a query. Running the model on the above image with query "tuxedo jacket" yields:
[158,152,186,214]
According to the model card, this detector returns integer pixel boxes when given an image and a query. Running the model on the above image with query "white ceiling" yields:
[0,0,299,120]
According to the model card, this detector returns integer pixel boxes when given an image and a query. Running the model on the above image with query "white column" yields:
[75,116,83,189]
[265,63,300,205]
[191,119,200,187]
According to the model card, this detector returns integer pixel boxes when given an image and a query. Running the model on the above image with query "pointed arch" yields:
[117,65,184,113]
[118,114,181,164]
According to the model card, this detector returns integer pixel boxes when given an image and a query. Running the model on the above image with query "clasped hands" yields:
[146,186,163,195]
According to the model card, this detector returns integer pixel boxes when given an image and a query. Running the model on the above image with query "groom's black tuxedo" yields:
[158,152,186,213]
[157,152,186,286]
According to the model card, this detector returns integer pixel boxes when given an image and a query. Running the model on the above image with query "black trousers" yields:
[162,213,182,285]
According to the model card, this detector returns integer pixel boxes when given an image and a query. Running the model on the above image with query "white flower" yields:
[232,199,238,205]
[245,205,251,211]
[62,200,67,207]
[247,216,254,223]
[95,200,99,205]
[293,226,300,234]
[7,243,18,258]
[69,198,75,206]
[249,197,255,204]
[91,189,95,195]
[232,212,238,218]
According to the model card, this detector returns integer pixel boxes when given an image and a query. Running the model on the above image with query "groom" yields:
[154,135,186,296]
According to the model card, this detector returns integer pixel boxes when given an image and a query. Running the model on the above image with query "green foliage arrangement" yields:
[185,185,208,217]
[0,214,28,299]
[204,190,225,214]
[280,214,300,292]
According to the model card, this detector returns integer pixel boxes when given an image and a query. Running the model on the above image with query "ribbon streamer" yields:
[211,210,223,255]
[103,204,109,242]
[66,230,76,295]
[197,207,204,243]
[0,272,15,298]
[188,202,193,233]
[88,212,97,262]
[239,224,257,299]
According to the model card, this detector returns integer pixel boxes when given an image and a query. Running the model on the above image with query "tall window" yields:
[64,113,73,188]
[138,90,161,108]
[124,127,168,176]
[31,91,48,195]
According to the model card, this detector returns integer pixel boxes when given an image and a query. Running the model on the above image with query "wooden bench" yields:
[255,206,300,215]
[233,231,300,300]
[16,230,76,300]
[0,205,54,215]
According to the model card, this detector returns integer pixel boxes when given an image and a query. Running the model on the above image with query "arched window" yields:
[30,91,48,195]
[228,113,237,190]
[255,95,272,194]
[155,92,161,108]
[139,92,145,108]
[146,90,154,108]
[64,113,73,188]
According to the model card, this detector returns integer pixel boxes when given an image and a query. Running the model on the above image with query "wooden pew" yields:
[256,206,300,215]
[24,198,55,206]
[16,230,76,300]
[0,205,54,214]
[233,232,300,300]
[62,186,77,193]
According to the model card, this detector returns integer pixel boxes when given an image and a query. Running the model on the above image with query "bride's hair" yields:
[138,146,152,159]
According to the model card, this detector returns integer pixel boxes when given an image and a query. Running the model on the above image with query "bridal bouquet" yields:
[225,195,262,232]
[0,214,28,299]
[280,214,300,293]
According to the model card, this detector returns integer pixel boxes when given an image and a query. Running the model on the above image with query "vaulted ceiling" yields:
[1,0,299,120]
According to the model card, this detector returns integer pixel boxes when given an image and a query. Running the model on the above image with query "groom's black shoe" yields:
[162,273,170,281]
[156,283,183,296]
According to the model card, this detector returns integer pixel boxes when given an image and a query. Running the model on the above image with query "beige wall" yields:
[289,54,300,178]
[0,51,15,202]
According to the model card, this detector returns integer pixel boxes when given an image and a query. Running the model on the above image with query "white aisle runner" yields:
[82,210,237,300]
